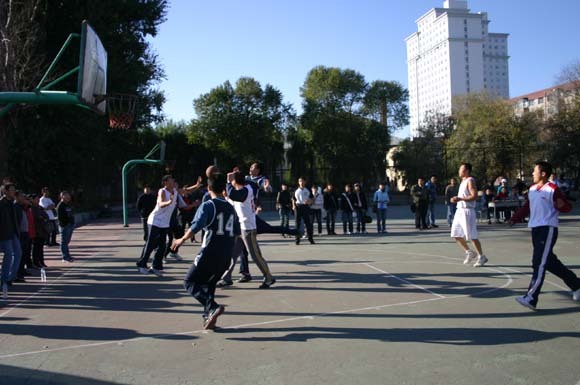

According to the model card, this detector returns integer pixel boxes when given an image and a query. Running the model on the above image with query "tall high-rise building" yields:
[405,0,509,136]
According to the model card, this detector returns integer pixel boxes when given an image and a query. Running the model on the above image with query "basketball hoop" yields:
[107,94,137,129]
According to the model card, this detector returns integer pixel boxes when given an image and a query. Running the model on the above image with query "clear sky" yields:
[148,0,580,137]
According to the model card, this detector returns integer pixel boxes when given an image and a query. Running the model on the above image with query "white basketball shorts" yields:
[450,208,478,240]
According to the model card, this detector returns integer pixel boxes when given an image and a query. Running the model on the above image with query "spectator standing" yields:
[0,184,21,290]
[410,178,429,230]
[39,187,58,246]
[444,178,459,226]
[323,184,338,235]
[373,182,390,233]
[352,183,368,234]
[30,194,49,268]
[15,192,31,282]
[340,184,355,235]
[56,191,75,263]
[310,185,323,236]
[136,186,156,241]
[293,177,314,245]
[276,183,292,236]
[425,175,439,228]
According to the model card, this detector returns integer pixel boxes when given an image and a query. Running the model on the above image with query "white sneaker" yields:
[169,252,182,261]
[149,268,164,277]
[301,235,307,239]
[463,250,476,265]
[515,295,536,310]
[473,255,488,267]
[138,267,149,274]
[573,288,580,302]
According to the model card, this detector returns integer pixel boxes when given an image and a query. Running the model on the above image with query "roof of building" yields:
[509,81,579,103]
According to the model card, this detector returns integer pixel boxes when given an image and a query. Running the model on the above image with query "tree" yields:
[298,66,394,185]
[445,93,541,182]
[362,80,409,131]
[0,0,169,207]
[188,77,295,172]
[556,58,580,89]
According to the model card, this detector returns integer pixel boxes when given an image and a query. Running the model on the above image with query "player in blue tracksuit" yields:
[172,174,240,330]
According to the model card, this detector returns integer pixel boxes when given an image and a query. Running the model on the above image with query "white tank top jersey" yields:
[528,182,559,228]
[147,187,177,228]
[457,177,476,209]
[229,184,256,231]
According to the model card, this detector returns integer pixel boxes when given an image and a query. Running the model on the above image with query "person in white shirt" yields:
[509,161,580,309]
[39,187,58,246]
[136,175,178,277]
[293,177,314,245]
[225,171,276,289]
[450,163,488,267]
[309,185,323,236]
[373,182,390,233]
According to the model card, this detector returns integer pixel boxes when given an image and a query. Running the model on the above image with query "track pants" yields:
[136,225,168,270]
[522,226,580,307]
[223,230,273,282]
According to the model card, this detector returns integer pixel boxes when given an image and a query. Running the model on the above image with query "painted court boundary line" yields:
[0,264,513,360]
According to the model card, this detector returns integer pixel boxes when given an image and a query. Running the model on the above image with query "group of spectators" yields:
[276,179,391,237]
[1,179,76,293]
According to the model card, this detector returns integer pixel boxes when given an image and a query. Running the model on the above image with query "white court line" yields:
[0,296,450,360]
[356,248,571,292]
[363,263,446,298]
[0,244,116,319]
[0,262,515,360]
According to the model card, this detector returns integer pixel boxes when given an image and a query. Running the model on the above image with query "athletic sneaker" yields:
[62,257,74,263]
[259,278,276,289]
[149,268,164,277]
[138,267,149,274]
[463,250,477,265]
[572,288,580,302]
[473,255,488,267]
[515,296,536,310]
[216,279,233,288]
[237,275,252,283]
[204,305,225,330]
[168,252,182,261]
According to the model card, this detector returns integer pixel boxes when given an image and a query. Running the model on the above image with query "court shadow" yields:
[0,323,195,342]
[221,325,580,346]
[0,364,129,385]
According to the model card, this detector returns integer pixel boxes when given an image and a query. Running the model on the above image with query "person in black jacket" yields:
[276,183,292,236]
[136,186,156,241]
[0,183,22,289]
[340,184,355,235]
[323,184,338,235]
[30,194,49,268]
[411,177,430,230]
[56,191,75,262]
[352,183,368,234]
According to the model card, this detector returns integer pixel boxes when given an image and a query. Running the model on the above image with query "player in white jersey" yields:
[509,161,580,309]
[450,163,488,267]
[136,175,178,276]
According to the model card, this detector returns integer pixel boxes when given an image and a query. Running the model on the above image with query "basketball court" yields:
[1,207,579,385]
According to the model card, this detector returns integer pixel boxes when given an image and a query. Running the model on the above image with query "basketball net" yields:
[107,94,137,129]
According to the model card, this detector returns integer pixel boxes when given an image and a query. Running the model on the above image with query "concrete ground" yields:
[0,205,579,385]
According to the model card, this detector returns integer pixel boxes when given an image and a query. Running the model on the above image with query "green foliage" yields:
[363,80,409,130]
[188,77,295,172]
[296,66,397,186]
[445,93,541,180]
[0,0,169,207]
[544,97,580,179]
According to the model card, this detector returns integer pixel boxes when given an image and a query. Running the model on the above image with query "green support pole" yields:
[122,159,163,227]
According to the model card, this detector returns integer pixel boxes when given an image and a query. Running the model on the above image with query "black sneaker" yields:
[216,279,234,288]
[309,238,315,244]
[259,278,276,289]
[431,224,439,228]
[204,305,225,330]
[62,257,74,263]
[237,275,252,283]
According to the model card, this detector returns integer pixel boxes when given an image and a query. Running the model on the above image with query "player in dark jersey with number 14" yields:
[172,173,240,330]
